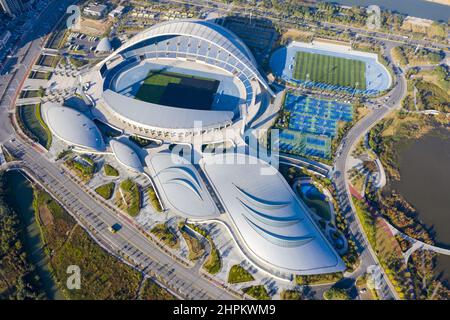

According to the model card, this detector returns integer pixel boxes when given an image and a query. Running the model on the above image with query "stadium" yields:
[82,19,274,143]
[41,20,345,279]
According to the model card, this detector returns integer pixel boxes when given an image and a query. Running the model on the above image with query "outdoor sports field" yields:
[293,52,366,90]
[135,71,220,110]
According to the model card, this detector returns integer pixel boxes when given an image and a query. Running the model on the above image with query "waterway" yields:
[390,129,450,284]
[4,170,65,300]
[320,0,450,22]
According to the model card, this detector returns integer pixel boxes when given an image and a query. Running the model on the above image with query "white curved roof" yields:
[203,153,345,274]
[102,90,234,131]
[44,105,105,151]
[101,19,272,95]
[146,152,219,218]
[110,140,143,172]
[96,37,112,52]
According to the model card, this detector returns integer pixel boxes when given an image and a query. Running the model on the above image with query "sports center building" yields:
[84,19,274,142]
[42,20,345,278]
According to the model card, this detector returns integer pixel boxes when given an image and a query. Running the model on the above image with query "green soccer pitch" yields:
[293,52,366,90]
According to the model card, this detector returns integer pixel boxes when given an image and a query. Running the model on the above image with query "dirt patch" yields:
[74,17,113,36]
[281,29,313,43]
[39,205,54,227]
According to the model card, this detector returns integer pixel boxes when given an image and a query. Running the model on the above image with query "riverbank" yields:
[0,172,45,299]
[0,170,175,300]
[367,112,450,297]
[1,170,61,299]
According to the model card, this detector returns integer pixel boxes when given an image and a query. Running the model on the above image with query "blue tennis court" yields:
[276,129,332,159]
[284,94,353,137]
[276,93,354,159]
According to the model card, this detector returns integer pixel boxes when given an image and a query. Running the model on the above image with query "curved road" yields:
[332,43,407,300]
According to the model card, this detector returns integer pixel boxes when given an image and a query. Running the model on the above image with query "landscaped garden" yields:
[179,224,204,261]
[148,186,162,212]
[242,285,271,300]
[65,156,95,182]
[227,265,254,284]
[202,239,221,275]
[116,179,141,217]
[94,182,115,200]
[17,104,52,149]
[151,223,179,249]
[103,163,119,177]
[297,182,332,221]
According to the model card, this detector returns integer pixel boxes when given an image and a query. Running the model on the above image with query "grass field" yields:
[135,71,219,110]
[18,104,52,149]
[293,52,366,89]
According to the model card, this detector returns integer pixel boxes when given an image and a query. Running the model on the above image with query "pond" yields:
[4,170,65,300]
[297,182,332,221]
[390,129,450,284]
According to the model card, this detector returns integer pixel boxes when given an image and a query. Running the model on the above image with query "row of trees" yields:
[0,173,45,300]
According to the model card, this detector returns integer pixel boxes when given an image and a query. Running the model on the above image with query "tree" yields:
[323,287,351,300]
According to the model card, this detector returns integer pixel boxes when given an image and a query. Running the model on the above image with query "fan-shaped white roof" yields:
[203,153,346,274]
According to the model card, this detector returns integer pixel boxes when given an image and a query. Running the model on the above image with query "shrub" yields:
[296,272,343,285]
[148,186,162,212]
[323,287,351,300]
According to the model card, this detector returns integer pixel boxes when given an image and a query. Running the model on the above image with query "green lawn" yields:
[179,227,204,261]
[151,223,179,249]
[117,179,141,217]
[227,265,254,284]
[147,186,162,212]
[18,104,52,149]
[293,52,366,89]
[135,71,183,104]
[94,182,115,200]
[242,285,271,300]
[203,239,221,275]
[103,164,119,177]
[134,70,217,106]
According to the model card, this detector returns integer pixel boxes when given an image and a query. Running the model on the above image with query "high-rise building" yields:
[0,0,24,16]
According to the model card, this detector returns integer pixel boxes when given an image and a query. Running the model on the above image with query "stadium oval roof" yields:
[110,140,143,172]
[44,104,105,151]
[100,19,273,96]
[96,37,112,52]
[203,153,346,275]
[102,90,234,131]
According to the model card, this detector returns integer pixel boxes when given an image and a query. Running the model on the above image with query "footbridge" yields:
[385,220,450,263]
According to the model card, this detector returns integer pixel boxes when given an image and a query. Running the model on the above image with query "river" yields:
[390,129,450,284]
[4,170,65,300]
[319,0,450,22]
